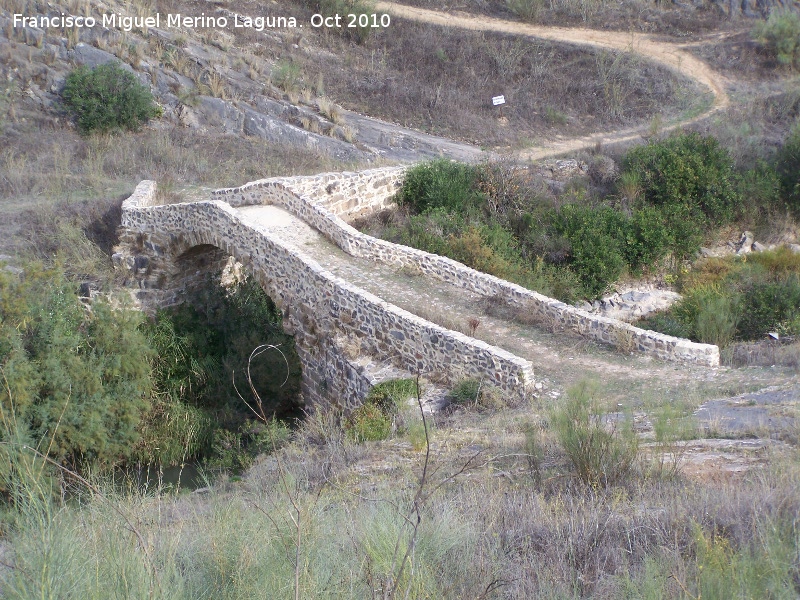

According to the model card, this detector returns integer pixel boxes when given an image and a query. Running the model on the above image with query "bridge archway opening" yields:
[160,243,304,423]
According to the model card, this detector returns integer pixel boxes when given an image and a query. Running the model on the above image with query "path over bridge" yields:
[117,167,718,409]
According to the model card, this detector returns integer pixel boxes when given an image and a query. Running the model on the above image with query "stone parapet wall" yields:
[120,184,534,408]
[212,166,406,220]
[122,179,159,211]
[211,173,719,367]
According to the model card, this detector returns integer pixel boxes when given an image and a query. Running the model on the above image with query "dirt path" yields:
[375,1,731,159]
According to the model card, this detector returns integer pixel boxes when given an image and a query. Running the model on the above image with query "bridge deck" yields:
[237,205,721,400]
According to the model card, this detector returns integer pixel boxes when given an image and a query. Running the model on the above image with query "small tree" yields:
[754,10,800,71]
[62,62,160,134]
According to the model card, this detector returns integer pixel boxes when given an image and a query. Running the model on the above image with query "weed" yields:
[544,106,568,125]
[316,96,343,123]
[507,0,544,21]
[550,380,638,488]
[204,70,228,100]
[448,379,504,410]
[271,60,302,94]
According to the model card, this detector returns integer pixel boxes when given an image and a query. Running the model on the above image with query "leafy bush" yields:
[737,275,800,339]
[447,379,503,409]
[62,63,160,134]
[553,204,629,298]
[622,132,741,226]
[348,404,392,442]
[550,381,638,488]
[346,379,418,443]
[397,159,484,215]
[0,266,153,469]
[753,10,800,70]
[775,122,800,215]
[626,206,670,271]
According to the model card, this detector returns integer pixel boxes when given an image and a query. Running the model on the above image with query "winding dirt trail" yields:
[375,1,731,158]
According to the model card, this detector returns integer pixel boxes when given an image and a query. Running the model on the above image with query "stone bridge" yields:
[116,167,718,410]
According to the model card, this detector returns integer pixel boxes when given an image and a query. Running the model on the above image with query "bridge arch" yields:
[115,181,535,410]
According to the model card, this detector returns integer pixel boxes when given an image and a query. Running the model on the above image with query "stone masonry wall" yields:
[212,170,719,367]
[217,167,407,219]
[119,181,534,409]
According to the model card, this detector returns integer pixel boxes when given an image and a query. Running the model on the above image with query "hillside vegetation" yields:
[360,119,799,303]
[1,0,800,597]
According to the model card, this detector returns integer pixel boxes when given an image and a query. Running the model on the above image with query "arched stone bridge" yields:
[116,167,718,410]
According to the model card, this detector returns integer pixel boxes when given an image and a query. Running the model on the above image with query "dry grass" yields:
[0,123,360,254]
[393,0,732,34]
[2,390,797,598]
[310,20,705,147]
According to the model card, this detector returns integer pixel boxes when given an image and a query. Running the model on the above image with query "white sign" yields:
[492,95,506,106]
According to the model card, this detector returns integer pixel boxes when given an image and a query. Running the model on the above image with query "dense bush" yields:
[346,379,418,442]
[0,261,301,480]
[622,132,741,227]
[62,63,160,134]
[775,122,800,215]
[397,159,484,214]
[553,205,629,297]
[641,248,800,345]
[753,10,800,70]
[0,266,153,470]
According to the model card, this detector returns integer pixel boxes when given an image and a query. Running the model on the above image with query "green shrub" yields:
[346,379,417,443]
[737,275,800,339]
[132,395,212,467]
[694,293,740,348]
[626,206,670,271]
[671,284,740,347]
[62,63,160,134]
[554,205,629,298]
[447,379,503,409]
[348,403,392,442]
[0,267,153,468]
[643,249,800,344]
[398,159,484,215]
[658,202,706,259]
[736,162,782,218]
[271,60,302,93]
[753,10,800,70]
[550,381,638,488]
[366,378,418,414]
[636,311,692,339]
[622,132,741,226]
[448,227,521,281]
[775,122,800,215]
